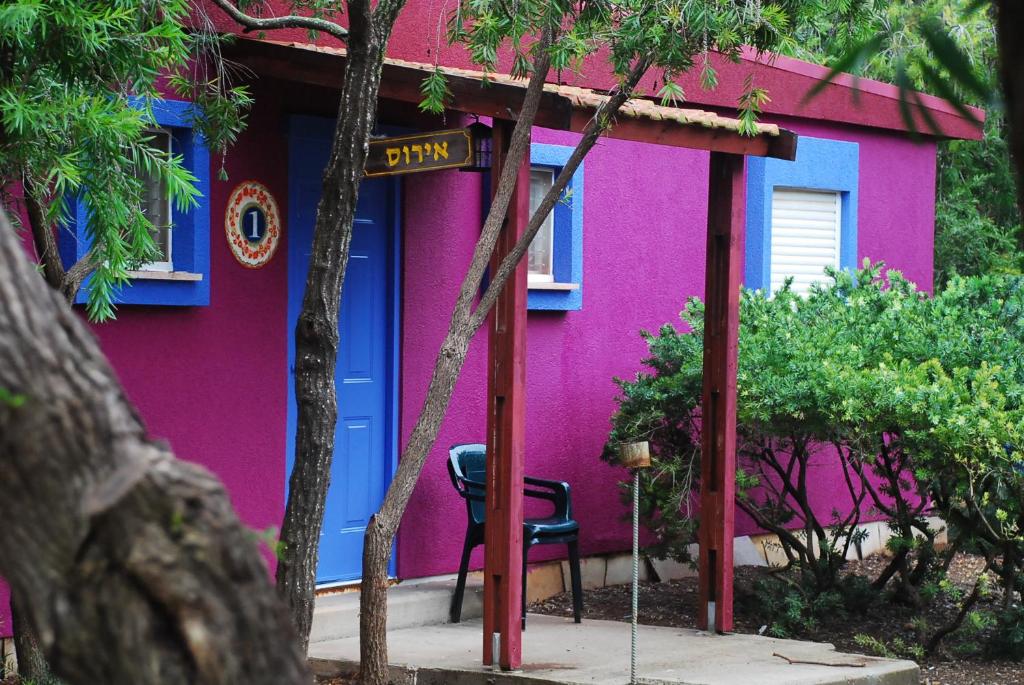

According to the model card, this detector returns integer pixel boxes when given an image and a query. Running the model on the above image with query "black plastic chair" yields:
[447,443,583,628]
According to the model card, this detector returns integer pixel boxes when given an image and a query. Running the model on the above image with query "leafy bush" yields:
[740,573,875,639]
[605,264,1024,654]
[990,604,1024,660]
[854,634,925,662]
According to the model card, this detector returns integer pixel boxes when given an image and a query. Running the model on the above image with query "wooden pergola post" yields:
[697,152,745,633]
[483,119,529,670]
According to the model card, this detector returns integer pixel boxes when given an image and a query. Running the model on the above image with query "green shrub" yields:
[605,264,1024,654]
[990,604,1024,660]
[742,573,876,639]
[854,634,925,662]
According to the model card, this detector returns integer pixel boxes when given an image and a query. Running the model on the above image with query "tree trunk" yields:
[357,52,650,685]
[995,0,1024,248]
[25,178,97,306]
[275,0,400,652]
[0,207,310,685]
[11,597,51,684]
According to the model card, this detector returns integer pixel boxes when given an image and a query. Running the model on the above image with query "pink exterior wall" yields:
[0,74,937,638]
[87,83,291,536]
[0,82,292,641]
[395,120,937,577]
[790,119,937,291]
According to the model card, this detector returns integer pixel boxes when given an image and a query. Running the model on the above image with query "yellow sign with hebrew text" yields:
[364,129,474,177]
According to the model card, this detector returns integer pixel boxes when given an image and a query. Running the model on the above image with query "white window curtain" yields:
[136,128,174,271]
[527,167,555,281]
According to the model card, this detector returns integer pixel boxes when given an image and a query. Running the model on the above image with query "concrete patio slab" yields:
[309,614,919,685]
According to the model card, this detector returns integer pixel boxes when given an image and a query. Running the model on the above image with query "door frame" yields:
[285,115,402,584]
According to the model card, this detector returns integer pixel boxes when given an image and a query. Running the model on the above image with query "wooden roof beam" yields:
[227,39,796,160]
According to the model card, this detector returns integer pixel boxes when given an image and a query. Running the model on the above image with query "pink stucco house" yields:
[0,3,983,643]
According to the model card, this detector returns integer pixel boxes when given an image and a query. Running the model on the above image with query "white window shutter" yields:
[770,188,841,295]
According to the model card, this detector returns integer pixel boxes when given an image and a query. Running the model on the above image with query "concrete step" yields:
[309,575,484,644]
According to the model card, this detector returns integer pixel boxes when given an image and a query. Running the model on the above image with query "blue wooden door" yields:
[288,118,398,584]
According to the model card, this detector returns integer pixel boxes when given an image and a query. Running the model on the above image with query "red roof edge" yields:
[732,48,985,140]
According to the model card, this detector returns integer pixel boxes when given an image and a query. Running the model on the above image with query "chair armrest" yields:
[457,476,487,502]
[524,476,569,490]
[462,476,486,489]
[523,476,572,518]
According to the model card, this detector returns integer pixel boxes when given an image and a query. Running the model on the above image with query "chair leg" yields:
[451,533,474,623]
[568,538,583,623]
[521,541,531,630]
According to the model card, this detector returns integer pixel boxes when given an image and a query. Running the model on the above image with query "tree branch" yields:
[208,0,349,42]
[371,0,408,39]
[23,178,65,292]
[470,57,653,329]
[59,248,99,304]
[924,556,992,655]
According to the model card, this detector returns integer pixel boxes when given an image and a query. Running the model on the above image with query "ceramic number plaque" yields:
[225,181,281,268]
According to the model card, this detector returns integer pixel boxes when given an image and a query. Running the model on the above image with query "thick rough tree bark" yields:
[275,0,408,653]
[0,209,310,685]
[10,598,50,683]
[995,0,1024,248]
[358,52,651,685]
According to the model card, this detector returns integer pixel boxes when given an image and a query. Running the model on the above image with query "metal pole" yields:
[631,468,640,685]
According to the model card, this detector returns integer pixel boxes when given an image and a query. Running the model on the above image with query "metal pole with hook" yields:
[618,441,651,685]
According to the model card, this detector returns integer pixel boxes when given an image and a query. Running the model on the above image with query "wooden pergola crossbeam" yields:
[227,38,797,161]
[224,35,796,672]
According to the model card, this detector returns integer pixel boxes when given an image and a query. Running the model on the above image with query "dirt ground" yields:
[529,553,1024,685]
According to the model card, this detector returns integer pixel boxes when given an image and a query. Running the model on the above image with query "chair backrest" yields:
[448,443,487,526]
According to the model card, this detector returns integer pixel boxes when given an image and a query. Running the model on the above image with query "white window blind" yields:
[770,188,841,295]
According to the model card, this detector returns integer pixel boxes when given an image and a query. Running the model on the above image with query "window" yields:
[526,143,584,311]
[528,167,556,282]
[745,136,859,294]
[769,188,841,295]
[137,128,174,272]
[63,98,211,306]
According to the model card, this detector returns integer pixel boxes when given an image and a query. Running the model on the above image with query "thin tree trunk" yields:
[924,560,991,655]
[276,0,405,652]
[0,207,310,685]
[358,52,651,685]
[209,0,413,654]
[24,178,98,305]
[23,180,65,293]
[995,0,1024,249]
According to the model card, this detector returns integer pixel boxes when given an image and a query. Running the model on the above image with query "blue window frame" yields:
[527,143,584,311]
[745,136,859,292]
[63,98,211,307]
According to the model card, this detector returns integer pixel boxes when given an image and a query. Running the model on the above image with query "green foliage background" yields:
[784,0,1020,285]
